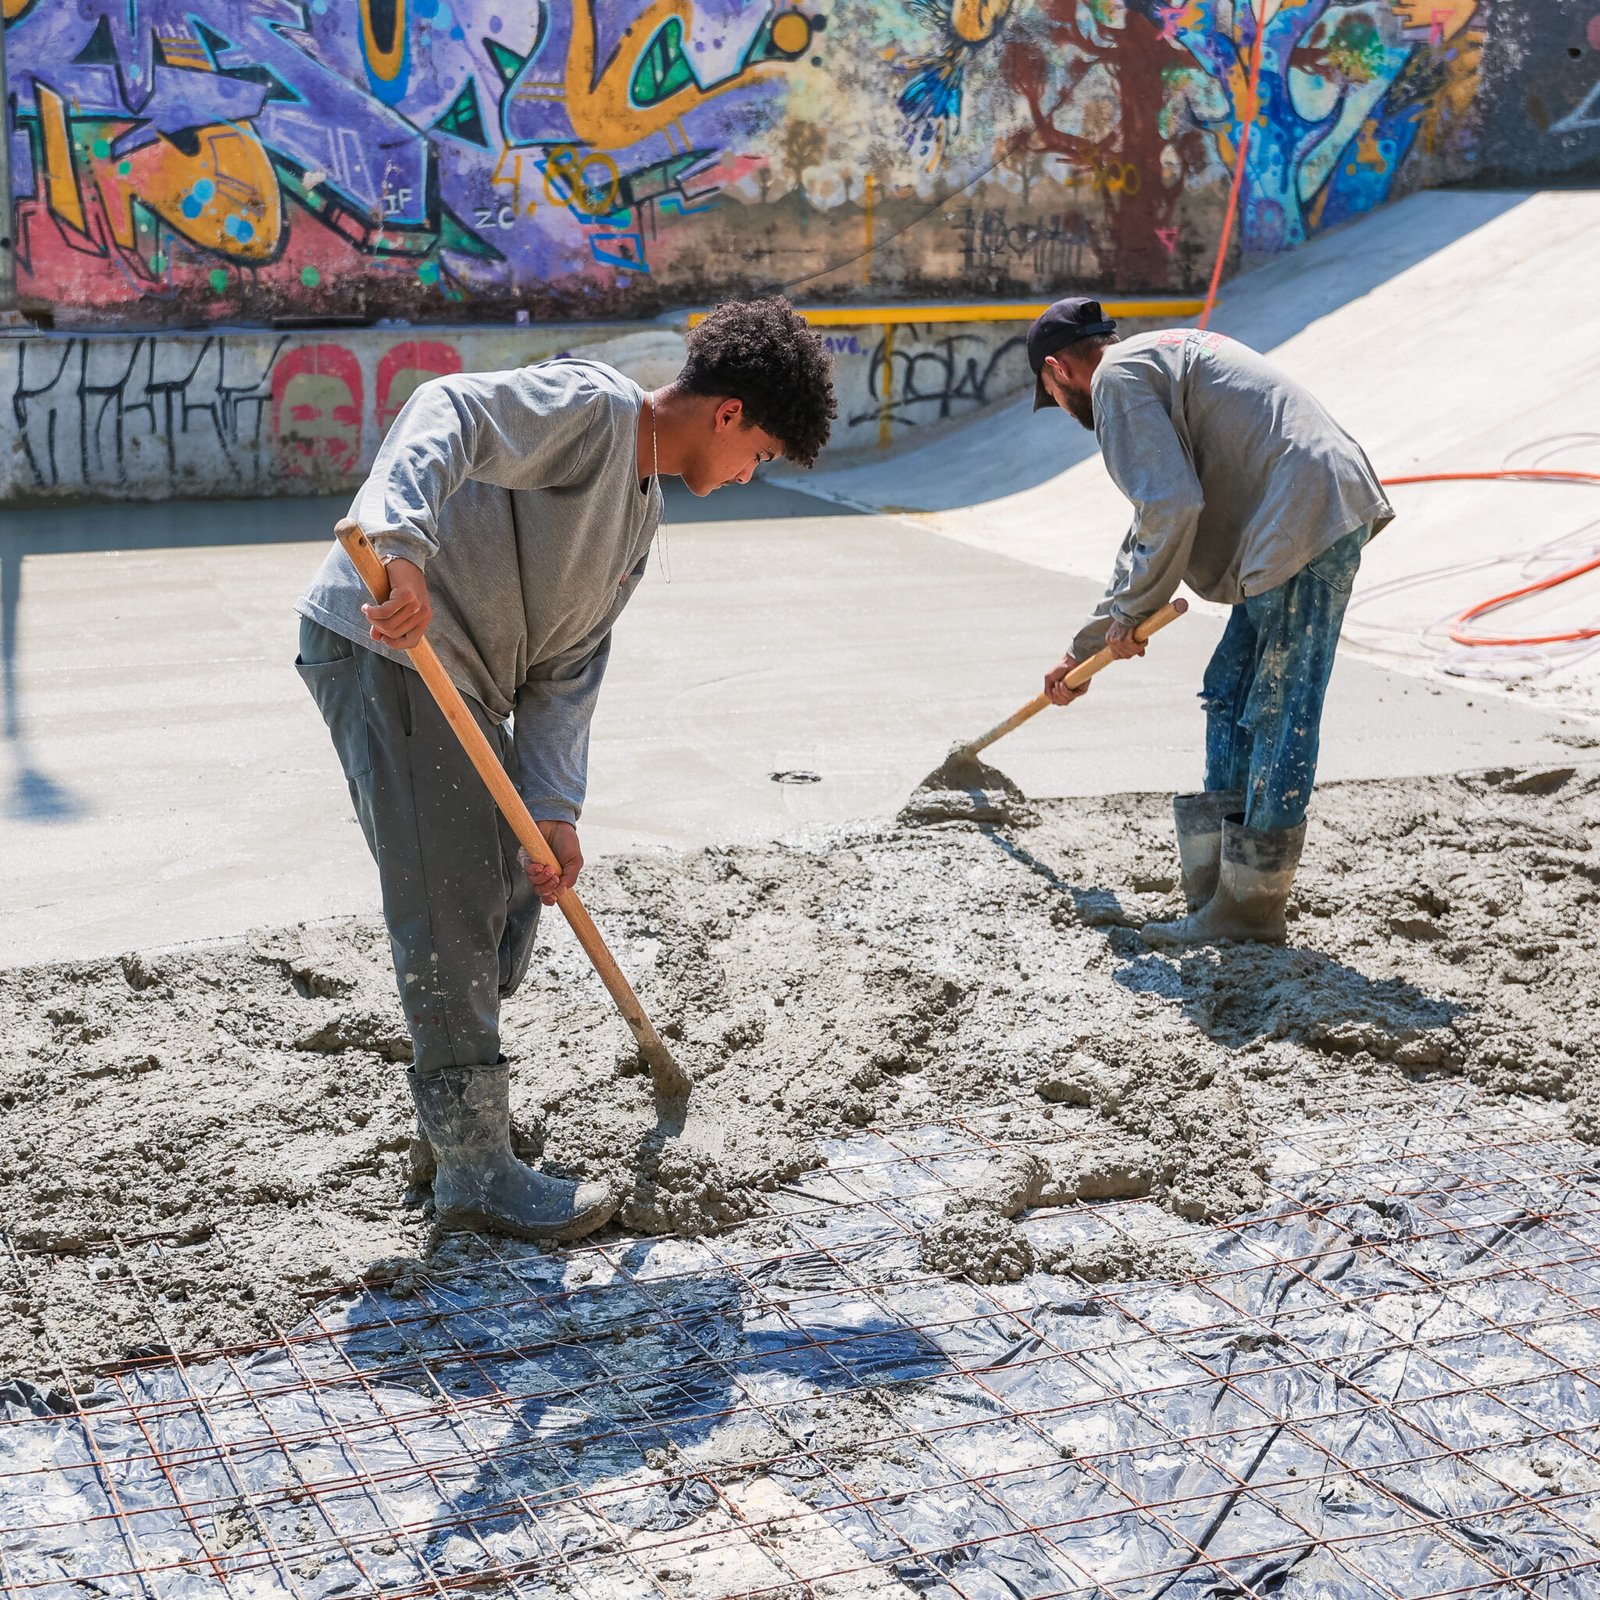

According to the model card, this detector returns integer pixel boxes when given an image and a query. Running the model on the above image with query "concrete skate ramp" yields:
[795,190,1600,643]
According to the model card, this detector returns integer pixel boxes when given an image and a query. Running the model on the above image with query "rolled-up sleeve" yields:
[1071,396,1203,660]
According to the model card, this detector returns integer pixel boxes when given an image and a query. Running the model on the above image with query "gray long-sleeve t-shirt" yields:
[296,358,660,824]
[1070,330,1393,660]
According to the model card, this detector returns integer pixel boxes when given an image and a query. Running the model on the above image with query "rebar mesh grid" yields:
[3,1084,1598,1600]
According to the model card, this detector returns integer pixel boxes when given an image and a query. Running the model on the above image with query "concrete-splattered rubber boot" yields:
[1172,790,1244,910]
[1142,816,1306,947]
[409,1064,618,1242]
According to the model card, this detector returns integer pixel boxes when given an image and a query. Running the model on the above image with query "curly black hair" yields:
[679,297,837,468]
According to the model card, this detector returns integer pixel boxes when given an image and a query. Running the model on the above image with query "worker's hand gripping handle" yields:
[1062,598,1189,690]
[333,519,689,1098]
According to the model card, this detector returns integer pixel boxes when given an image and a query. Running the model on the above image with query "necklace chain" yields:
[648,389,670,582]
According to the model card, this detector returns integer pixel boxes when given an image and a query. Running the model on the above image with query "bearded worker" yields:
[1032,297,1393,945]
[295,298,836,1242]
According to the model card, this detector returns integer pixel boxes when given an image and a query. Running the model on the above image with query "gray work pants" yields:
[296,617,541,1074]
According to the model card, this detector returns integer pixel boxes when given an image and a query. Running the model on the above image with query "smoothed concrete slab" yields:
[2,489,1589,967]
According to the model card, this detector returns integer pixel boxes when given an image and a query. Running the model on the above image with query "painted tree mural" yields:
[999,0,1213,289]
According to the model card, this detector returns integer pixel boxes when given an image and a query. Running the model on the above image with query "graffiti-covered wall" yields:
[8,311,1159,500]
[0,324,683,500]
[4,1,1497,327]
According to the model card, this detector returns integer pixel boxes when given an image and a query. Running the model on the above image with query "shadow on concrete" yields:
[319,1244,951,1575]
[1204,188,1535,353]
[1,543,88,824]
[1111,941,1469,1057]
[983,829,1469,1057]
[3,495,351,556]
[3,478,847,557]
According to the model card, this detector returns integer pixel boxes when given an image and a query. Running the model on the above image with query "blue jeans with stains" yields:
[1201,523,1372,833]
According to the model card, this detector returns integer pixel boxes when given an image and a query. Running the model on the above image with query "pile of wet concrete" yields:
[2,765,1596,1378]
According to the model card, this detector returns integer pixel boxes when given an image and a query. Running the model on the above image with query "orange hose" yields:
[1448,556,1600,647]
[1198,4,1265,331]
[1383,470,1600,487]
[1378,469,1600,648]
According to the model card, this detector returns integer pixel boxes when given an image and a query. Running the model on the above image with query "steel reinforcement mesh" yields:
[3,1085,1599,1599]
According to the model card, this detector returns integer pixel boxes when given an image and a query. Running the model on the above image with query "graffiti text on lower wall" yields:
[4,319,1034,501]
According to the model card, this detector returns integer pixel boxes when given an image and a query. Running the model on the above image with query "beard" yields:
[1064,386,1095,431]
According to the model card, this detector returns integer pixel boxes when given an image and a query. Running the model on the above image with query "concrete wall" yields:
[0,323,679,502]
[3,1,1491,328]
[4,309,1159,500]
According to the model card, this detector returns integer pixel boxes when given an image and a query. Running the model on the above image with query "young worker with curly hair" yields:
[295,298,837,1243]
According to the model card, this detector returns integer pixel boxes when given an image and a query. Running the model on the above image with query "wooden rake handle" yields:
[958,598,1189,761]
[334,519,689,1098]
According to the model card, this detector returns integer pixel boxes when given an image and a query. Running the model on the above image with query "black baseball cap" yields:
[1028,297,1117,411]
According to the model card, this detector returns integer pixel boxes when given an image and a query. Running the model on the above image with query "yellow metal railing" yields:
[686,299,1205,328]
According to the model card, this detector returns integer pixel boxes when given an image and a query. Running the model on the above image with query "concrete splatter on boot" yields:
[1142,816,1306,947]
[409,1063,618,1242]
[1172,790,1244,910]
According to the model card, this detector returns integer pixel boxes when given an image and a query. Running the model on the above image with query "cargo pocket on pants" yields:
[296,653,373,781]
[1302,527,1368,597]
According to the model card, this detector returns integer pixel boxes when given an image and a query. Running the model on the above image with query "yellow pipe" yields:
[687,299,1206,328]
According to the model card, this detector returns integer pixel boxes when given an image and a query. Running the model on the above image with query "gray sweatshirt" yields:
[1071,330,1393,660]
[297,359,660,824]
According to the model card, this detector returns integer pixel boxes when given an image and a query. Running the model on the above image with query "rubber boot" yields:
[409,1063,618,1242]
[1142,815,1306,947]
[1172,790,1244,910]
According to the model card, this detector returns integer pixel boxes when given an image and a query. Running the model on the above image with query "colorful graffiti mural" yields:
[1,0,1492,322]
[998,1,1484,283]
[3,0,818,321]
[1162,0,1484,249]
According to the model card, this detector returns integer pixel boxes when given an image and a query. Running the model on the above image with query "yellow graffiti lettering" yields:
[492,141,525,212]
[113,124,282,261]
[566,0,779,149]
[360,0,408,83]
[38,87,88,236]
[1104,160,1141,195]
[34,80,282,266]
[1064,155,1142,197]
[544,143,621,215]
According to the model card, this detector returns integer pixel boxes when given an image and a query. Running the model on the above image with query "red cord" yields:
[1198,5,1265,331]
[1378,470,1600,648]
